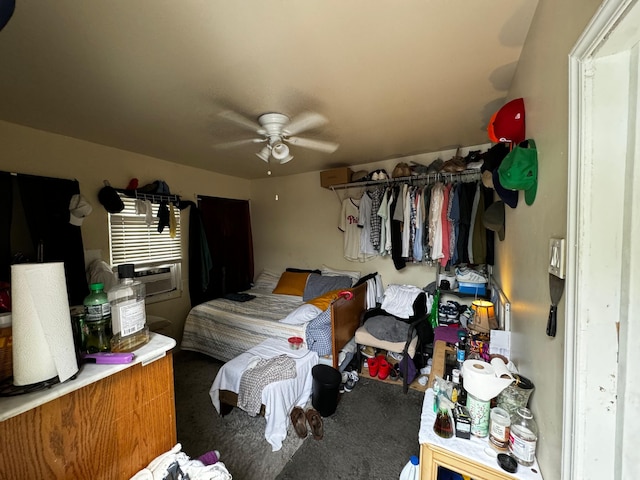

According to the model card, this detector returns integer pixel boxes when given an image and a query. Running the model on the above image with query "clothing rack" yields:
[329,169,482,202]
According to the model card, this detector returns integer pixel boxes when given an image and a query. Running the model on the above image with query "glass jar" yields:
[489,407,511,451]
[508,407,538,466]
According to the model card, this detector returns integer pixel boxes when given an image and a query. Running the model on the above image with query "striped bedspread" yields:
[180,289,307,362]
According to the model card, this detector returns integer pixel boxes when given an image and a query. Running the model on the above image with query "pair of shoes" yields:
[455,266,487,283]
[367,355,392,380]
[360,345,376,358]
[305,408,324,440]
[343,370,359,392]
[290,406,324,440]
[291,406,308,439]
[371,169,388,181]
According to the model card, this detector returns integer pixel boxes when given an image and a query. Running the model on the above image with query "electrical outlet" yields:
[549,238,566,279]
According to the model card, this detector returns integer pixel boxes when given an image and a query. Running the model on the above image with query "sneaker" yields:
[360,345,376,358]
[344,371,359,392]
[455,266,487,283]
[339,371,349,393]
[367,356,380,377]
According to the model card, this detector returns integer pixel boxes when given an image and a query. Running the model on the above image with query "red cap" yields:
[487,111,499,143]
[488,98,526,144]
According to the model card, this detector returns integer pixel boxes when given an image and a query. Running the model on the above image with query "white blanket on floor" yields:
[209,338,319,451]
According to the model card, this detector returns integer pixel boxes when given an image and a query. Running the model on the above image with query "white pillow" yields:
[321,264,361,285]
[252,269,282,291]
[280,304,322,325]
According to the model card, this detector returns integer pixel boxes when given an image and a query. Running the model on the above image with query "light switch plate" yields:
[549,238,566,279]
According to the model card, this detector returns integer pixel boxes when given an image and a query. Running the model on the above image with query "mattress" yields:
[181,289,307,362]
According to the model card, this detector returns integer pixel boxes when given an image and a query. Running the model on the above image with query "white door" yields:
[567,0,640,478]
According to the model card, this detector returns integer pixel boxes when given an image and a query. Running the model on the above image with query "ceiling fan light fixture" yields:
[271,142,290,161]
[256,146,270,162]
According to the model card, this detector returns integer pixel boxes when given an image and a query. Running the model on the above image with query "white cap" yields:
[69,194,93,226]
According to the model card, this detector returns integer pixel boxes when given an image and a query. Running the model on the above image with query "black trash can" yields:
[311,364,342,417]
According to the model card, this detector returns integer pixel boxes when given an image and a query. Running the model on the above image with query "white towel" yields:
[381,284,423,318]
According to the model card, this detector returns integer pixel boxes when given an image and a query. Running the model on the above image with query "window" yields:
[108,195,182,302]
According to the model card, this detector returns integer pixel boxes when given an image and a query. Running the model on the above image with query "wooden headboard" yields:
[329,282,367,369]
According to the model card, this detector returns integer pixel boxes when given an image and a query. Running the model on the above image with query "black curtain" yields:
[0,172,89,306]
[0,172,12,283]
[197,196,254,301]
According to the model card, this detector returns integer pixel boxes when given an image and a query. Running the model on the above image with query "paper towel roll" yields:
[461,359,514,402]
[11,263,78,386]
[490,357,515,381]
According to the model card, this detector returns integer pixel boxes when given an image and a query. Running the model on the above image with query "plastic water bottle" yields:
[399,455,420,480]
[84,283,112,352]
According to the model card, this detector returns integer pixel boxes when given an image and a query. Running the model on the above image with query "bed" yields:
[180,270,367,369]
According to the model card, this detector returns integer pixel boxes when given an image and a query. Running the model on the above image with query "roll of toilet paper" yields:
[490,357,515,381]
[461,359,514,402]
[11,263,78,386]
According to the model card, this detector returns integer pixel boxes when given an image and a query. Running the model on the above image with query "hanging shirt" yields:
[369,187,384,252]
[429,183,445,262]
[440,184,451,267]
[339,197,362,261]
[402,184,412,258]
[377,189,390,256]
[357,192,377,258]
[468,182,481,264]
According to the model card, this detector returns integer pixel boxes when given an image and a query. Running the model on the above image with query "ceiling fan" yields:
[216,111,339,164]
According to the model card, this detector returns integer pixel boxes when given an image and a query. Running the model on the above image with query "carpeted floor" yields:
[173,350,425,480]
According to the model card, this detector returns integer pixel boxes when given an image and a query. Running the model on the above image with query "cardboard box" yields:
[320,167,353,188]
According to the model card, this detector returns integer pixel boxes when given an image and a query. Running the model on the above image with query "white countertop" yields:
[419,388,544,480]
[0,332,176,422]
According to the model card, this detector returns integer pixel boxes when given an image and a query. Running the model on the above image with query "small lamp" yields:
[468,300,498,334]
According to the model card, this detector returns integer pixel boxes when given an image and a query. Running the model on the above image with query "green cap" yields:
[498,139,538,206]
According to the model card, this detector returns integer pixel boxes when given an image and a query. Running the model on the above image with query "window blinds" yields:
[109,196,181,267]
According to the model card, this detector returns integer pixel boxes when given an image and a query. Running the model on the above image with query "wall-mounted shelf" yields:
[116,189,181,205]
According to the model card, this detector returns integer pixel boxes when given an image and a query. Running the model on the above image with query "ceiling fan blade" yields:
[283,112,328,136]
[215,138,266,149]
[286,136,339,153]
[256,146,270,162]
[219,110,261,132]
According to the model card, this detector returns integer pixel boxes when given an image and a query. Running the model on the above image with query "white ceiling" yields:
[0,1,538,180]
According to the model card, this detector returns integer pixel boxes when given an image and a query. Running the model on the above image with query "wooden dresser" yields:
[0,333,177,480]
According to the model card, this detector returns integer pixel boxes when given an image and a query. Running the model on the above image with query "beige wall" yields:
[0,120,251,341]
[491,0,603,478]
[250,145,489,289]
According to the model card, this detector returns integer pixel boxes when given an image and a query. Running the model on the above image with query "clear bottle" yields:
[508,407,538,466]
[84,283,112,353]
[108,264,150,352]
[399,455,419,480]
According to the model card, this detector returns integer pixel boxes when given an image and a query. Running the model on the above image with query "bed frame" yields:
[217,282,367,415]
[329,282,366,368]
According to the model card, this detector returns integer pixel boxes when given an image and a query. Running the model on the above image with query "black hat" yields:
[98,185,124,213]
[0,0,15,32]
[480,143,510,173]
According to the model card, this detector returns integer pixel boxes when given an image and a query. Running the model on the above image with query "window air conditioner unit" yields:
[134,264,180,298]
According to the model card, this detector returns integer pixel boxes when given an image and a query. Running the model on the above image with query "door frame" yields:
[566,0,639,477]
